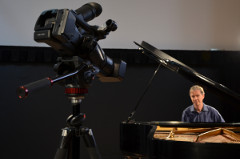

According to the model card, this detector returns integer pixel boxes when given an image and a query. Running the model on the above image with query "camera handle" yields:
[54,85,102,159]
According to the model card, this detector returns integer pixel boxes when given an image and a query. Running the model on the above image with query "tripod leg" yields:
[54,128,73,159]
[81,127,102,159]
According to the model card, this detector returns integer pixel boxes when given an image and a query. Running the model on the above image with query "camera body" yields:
[34,9,83,56]
[34,4,126,82]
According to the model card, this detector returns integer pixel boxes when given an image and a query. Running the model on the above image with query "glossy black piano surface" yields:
[120,121,240,159]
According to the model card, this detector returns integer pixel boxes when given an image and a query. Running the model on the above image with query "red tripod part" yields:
[65,87,88,95]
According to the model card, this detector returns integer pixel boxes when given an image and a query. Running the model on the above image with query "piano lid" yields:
[134,41,240,106]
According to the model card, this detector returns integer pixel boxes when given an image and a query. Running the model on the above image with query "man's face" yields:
[190,89,205,109]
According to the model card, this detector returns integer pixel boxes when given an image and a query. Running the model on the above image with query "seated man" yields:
[182,85,225,122]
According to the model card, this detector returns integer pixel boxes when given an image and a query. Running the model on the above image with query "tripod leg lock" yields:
[54,128,74,159]
[80,127,102,159]
[59,128,73,148]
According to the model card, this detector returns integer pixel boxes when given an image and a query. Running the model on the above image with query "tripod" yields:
[17,56,102,159]
[54,84,102,159]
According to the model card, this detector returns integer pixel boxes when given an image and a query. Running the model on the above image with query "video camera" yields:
[17,2,126,99]
[34,2,126,82]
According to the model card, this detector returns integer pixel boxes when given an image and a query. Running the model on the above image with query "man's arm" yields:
[216,113,225,123]
[211,107,225,123]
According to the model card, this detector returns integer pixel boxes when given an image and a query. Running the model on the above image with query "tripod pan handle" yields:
[17,77,53,99]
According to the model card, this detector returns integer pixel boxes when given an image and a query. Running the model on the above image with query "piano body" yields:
[120,121,240,159]
[120,41,240,159]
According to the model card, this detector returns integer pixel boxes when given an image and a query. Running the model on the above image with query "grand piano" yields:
[120,41,240,159]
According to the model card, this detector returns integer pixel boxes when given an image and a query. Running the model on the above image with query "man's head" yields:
[189,85,205,112]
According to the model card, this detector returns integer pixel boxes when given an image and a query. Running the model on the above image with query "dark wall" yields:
[1,46,240,159]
